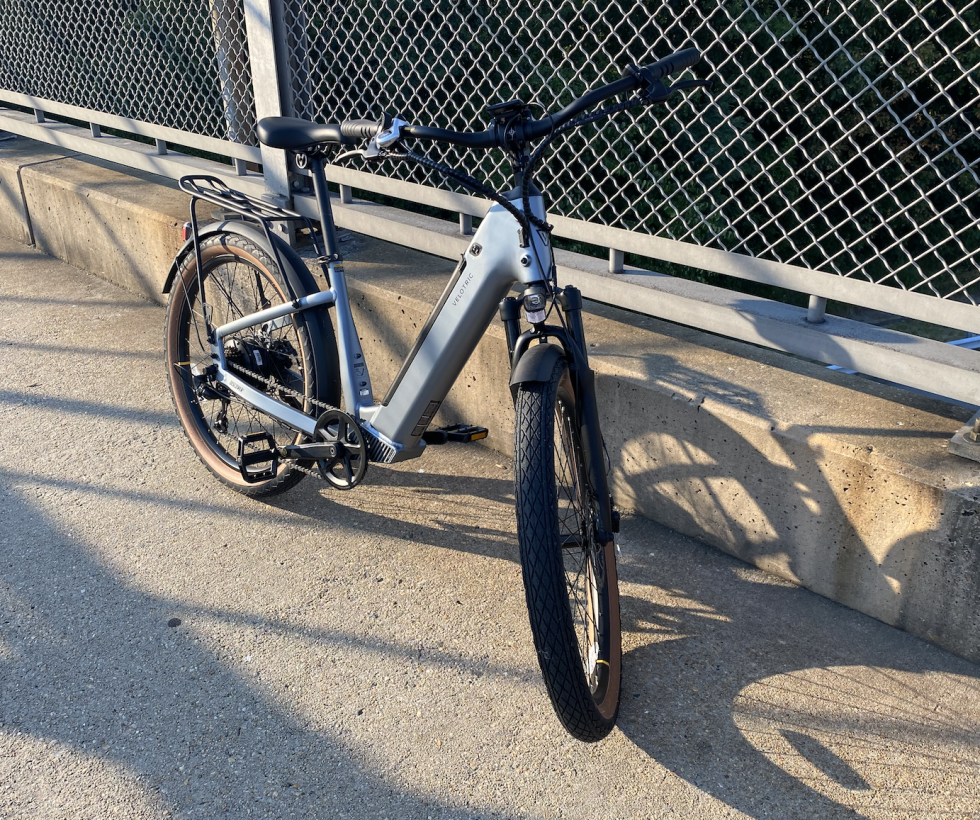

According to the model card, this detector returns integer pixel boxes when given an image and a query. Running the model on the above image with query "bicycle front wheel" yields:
[514,357,622,742]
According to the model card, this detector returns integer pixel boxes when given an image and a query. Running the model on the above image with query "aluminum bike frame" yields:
[207,159,552,463]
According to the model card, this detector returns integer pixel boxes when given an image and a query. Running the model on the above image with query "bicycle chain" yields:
[223,359,342,482]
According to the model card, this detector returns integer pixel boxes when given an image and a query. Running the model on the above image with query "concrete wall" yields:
[0,141,72,245]
[339,244,980,662]
[9,151,187,300]
[2,139,978,664]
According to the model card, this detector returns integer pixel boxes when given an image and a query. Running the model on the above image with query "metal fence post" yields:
[242,0,291,202]
[807,295,828,324]
[609,249,624,274]
[273,0,311,124]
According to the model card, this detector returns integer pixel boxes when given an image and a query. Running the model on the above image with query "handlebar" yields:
[390,47,703,150]
[319,47,702,152]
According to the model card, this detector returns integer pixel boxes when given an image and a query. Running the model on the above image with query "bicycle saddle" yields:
[257,117,351,150]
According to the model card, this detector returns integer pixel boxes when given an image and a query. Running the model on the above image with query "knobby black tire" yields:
[514,358,622,742]
[165,233,337,497]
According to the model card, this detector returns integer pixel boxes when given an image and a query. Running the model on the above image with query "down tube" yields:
[368,237,521,448]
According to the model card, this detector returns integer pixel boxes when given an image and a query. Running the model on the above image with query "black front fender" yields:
[509,342,566,402]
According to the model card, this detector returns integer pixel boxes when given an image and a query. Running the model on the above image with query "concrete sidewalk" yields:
[2,236,979,818]
[1,142,980,667]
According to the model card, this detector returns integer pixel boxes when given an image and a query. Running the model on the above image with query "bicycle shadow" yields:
[0,477,526,819]
[597,327,975,627]
[593,336,980,816]
[615,523,980,819]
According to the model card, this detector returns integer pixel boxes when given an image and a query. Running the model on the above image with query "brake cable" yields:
[520,88,673,237]
[338,78,705,273]
[379,149,537,238]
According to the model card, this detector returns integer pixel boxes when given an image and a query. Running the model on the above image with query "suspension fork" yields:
[558,286,618,542]
[503,286,618,542]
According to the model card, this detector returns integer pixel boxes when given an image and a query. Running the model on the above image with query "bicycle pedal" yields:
[236,432,279,483]
[422,423,488,444]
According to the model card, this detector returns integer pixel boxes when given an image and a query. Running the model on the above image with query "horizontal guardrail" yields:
[291,187,980,407]
[318,164,980,335]
[0,91,262,164]
[0,107,267,198]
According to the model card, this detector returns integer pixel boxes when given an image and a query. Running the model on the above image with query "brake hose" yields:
[381,149,538,237]
[520,90,658,236]
[366,83,677,249]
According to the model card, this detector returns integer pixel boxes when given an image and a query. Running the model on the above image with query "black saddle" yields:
[257,117,352,151]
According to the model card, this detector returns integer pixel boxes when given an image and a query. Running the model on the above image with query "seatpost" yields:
[307,156,343,260]
[302,155,374,416]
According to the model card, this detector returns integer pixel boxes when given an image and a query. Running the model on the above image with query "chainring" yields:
[312,409,368,490]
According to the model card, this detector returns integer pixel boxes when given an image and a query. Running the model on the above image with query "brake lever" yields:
[362,117,409,159]
[644,78,713,105]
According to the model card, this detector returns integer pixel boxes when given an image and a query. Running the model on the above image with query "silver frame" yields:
[208,195,551,461]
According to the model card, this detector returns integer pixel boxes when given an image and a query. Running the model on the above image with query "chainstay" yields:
[226,359,339,414]
[224,360,340,482]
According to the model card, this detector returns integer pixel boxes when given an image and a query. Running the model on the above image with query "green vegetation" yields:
[298,0,980,307]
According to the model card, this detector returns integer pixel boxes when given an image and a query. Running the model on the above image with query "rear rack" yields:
[178,175,334,307]
[179,175,309,225]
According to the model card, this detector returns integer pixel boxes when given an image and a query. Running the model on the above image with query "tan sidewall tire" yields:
[165,236,314,496]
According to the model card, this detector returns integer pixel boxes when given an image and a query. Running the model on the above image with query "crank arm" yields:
[278,441,342,460]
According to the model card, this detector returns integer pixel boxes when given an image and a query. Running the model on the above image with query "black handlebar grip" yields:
[340,119,382,140]
[644,47,701,81]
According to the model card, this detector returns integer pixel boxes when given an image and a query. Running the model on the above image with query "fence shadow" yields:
[615,523,980,818]
[0,478,526,819]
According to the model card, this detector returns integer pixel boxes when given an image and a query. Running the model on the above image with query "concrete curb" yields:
[2,140,979,664]
[0,141,73,245]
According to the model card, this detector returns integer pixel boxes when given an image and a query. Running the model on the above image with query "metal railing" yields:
[286,0,980,295]
[1,0,979,402]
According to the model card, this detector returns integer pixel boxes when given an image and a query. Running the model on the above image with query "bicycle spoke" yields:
[178,253,310,470]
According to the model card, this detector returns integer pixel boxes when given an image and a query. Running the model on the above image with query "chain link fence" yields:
[0,0,257,144]
[283,0,980,305]
[1,0,978,308]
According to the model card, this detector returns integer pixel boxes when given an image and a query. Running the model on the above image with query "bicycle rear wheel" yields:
[165,232,336,496]
[514,357,621,742]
